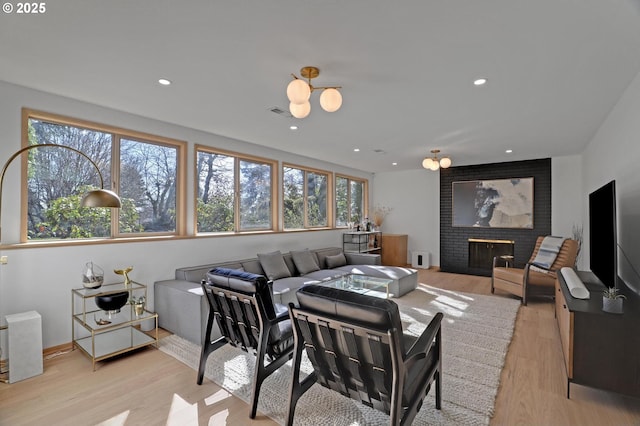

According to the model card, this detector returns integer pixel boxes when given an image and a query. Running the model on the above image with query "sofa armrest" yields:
[344,252,381,265]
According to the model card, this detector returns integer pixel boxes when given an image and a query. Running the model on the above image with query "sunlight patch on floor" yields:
[416,283,476,302]
[208,409,229,425]
[433,296,469,313]
[222,354,252,391]
[205,388,232,405]
[96,410,129,426]
[167,393,198,426]
[411,284,475,319]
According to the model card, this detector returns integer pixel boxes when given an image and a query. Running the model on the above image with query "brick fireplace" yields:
[439,158,552,276]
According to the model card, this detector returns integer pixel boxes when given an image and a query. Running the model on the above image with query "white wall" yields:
[374,161,584,269]
[582,68,640,294]
[551,155,584,267]
[0,81,372,350]
[373,169,440,266]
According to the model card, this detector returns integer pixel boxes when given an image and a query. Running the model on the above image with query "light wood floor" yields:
[1,269,639,425]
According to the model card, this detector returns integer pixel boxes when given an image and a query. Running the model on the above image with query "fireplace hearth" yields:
[468,238,514,270]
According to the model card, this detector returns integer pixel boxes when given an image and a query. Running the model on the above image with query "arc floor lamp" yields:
[0,143,121,383]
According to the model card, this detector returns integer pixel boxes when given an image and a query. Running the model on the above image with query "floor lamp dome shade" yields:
[0,143,122,236]
[81,189,122,208]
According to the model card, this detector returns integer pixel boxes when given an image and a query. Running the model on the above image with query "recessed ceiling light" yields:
[505,149,513,153]
[290,125,298,130]
[392,162,398,166]
[473,78,487,86]
[158,78,172,86]
[354,148,360,152]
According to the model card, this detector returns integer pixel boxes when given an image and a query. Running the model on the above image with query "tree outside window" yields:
[336,175,366,226]
[196,147,274,233]
[120,139,178,233]
[283,165,330,229]
[24,111,184,241]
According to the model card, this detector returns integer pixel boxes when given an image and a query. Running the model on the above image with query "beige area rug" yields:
[159,284,520,425]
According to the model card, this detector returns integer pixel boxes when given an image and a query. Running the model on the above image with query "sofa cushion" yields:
[314,247,345,269]
[258,250,292,281]
[325,253,348,269]
[291,249,320,275]
[241,259,265,275]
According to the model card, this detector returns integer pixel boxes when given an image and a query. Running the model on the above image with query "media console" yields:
[556,271,640,399]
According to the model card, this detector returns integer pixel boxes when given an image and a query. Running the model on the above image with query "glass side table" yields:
[71,281,158,370]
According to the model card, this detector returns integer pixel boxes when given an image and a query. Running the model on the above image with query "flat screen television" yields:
[589,180,617,288]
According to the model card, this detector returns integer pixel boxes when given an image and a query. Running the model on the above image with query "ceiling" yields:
[2,1,640,173]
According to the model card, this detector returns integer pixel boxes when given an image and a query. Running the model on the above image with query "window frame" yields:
[20,108,187,243]
[282,163,333,230]
[335,174,368,227]
[194,144,278,234]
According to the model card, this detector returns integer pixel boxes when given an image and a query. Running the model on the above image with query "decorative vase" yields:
[602,296,623,314]
[134,302,145,317]
[82,261,104,289]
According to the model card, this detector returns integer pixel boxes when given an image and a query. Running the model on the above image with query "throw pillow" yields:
[325,253,347,269]
[257,251,292,281]
[291,249,320,275]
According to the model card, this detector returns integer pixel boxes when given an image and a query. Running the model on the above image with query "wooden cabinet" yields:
[555,279,574,379]
[381,234,408,266]
[555,271,640,398]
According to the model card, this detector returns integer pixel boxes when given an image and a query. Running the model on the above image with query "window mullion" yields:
[234,157,240,232]
[112,135,121,237]
[303,170,308,228]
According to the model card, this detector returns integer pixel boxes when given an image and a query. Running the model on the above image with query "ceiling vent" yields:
[373,149,386,154]
[269,107,293,118]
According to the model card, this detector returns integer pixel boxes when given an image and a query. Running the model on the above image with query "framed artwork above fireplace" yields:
[452,177,534,228]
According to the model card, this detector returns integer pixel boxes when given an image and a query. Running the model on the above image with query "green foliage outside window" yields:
[284,166,328,229]
[25,116,181,241]
[196,150,273,232]
[336,176,365,226]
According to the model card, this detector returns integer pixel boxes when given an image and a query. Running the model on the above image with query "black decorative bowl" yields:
[95,291,129,313]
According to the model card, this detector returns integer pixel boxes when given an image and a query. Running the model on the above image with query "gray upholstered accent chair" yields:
[197,268,294,419]
[286,285,443,426]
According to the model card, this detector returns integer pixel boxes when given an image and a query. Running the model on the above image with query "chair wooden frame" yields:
[491,236,579,305]
[197,273,294,419]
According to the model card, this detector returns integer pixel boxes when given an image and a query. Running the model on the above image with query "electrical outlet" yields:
[0,256,8,265]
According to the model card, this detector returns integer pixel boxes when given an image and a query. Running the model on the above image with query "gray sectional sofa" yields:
[154,246,418,344]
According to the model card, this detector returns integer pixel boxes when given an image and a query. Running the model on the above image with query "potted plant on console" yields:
[602,287,626,314]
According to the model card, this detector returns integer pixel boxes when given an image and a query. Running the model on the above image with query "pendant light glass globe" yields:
[319,88,342,112]
[439,157,452,168]
[430,161,440,171]
[287,79,311,105]
[422,157,435,169]
[290,101,311,119]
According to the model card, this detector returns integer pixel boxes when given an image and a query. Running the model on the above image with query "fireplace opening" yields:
[468,238,515,270]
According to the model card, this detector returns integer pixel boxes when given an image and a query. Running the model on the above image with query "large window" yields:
[336,175,366,226]
[23,110,185,242]
[283,164,331,229]
[196,146,275,233]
